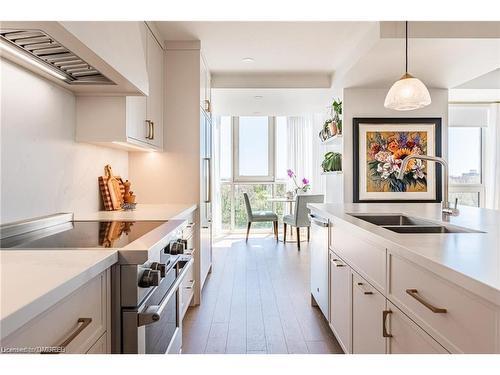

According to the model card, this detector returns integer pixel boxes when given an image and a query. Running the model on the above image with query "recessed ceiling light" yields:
[242,57,254,63]
[254,95,263,100]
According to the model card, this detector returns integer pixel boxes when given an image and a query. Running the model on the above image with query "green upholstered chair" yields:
[243,193,278,242]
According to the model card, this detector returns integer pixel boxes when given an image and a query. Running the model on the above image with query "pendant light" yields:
[384,21,431,111]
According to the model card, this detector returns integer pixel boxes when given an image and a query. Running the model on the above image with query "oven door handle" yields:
[137,258,194,327]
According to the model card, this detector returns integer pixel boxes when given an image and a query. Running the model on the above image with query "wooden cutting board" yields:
[105,165,123,210]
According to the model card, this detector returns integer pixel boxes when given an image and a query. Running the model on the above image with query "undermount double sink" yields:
[348,214,484,234]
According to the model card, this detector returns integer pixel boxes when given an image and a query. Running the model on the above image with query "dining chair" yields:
[283,194,324,250]
[243,193,279,242]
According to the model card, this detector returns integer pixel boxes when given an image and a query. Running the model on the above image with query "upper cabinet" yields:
[200,54,211,114]
[76,23,164,151]
[0,21,149,95]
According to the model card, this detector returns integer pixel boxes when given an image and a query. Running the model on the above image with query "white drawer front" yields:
[86,332,108,354]
[389,254,499,353]
[2,271,109,354]
[180,261,195,319]
[332,224,386,293]
[387,302,448,354]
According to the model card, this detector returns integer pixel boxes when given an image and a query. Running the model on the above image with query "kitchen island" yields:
[307,202,500,354]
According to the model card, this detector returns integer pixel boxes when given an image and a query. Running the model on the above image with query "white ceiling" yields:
[212,88,339,116]
[455,68,500,89]
[337,38,500,89]
[155,21,500,113]
[155,21,376,74]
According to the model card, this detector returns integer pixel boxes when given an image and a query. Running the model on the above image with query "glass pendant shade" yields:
[384,73,432,111]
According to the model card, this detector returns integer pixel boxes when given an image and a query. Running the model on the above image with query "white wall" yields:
[128,46,201,204]
[1,60,128,223]
[341,88,449,203]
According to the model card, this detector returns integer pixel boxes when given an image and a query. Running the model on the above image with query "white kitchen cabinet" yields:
[332,221,386,293]
[179,260,195,320]
[352,271,386,354]
[1,270,111,354]
[388,252,500,353]
[200,54,211,113]
[310,214,329,318]
[386,302,448,354]
[76,23,164,151]
[329,250,350,353]
[145,29,164,149]
[86,333,108,354]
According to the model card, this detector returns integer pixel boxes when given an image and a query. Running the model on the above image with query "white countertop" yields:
[1,203,198,339]
[0,250,118,339]
[74,203,197,221]
[308,203,500,306]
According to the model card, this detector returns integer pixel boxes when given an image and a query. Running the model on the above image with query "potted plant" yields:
[331,99,342,135]
[287,169,311,195]
[321,152,342,172]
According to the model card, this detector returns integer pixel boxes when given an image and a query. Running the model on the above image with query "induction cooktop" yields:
[0,220,167,249]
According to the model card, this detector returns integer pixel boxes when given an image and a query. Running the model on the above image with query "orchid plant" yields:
[287,169,311,194]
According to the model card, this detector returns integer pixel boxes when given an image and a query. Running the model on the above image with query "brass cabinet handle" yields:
[331,258,345,267]
[42,318,92,354]
[406,289,447,313]
[145,120,152,139]
[382,310,392,338]
[356,282,373,295]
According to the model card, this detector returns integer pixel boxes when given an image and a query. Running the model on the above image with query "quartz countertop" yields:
[308,203,500,306]
[0,250,118,339]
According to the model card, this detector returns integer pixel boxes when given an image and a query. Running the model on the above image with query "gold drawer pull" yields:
[406,289,447,313]
[356,282,373,295]
[331,258,345,267]
[382,310,392,338]
[42,318,92,354]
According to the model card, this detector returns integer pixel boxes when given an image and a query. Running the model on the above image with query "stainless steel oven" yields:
[122,258,193,354]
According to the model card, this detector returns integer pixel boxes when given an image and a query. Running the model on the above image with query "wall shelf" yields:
[321,133,343,145]
[321,171,343,176]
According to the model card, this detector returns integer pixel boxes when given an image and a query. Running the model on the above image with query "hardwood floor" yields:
[182,233,343,354]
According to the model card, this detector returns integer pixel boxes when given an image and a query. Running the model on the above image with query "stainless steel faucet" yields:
[397,155,459,217]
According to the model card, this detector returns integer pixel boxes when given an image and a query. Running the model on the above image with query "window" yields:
[234,116,274,181]
[448,126,484,207]
[216,116,289,233]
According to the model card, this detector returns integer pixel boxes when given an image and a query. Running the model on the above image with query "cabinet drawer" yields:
[389,254,499,353]
[329,250,350,353]
[2,271,109,354]
[86,332,108,354]
[387,302,448,354]
[332,224,386,293]
[180,262,195,318]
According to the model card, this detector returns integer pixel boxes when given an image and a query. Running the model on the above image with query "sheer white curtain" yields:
[485,103,500,210]
[285,115,325,195]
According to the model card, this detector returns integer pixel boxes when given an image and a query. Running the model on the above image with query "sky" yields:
[448,127,481,177]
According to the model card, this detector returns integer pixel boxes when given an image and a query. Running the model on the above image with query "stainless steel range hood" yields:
[0,29,115,85]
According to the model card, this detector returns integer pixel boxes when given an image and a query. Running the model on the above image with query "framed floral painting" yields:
[353,118,442,203]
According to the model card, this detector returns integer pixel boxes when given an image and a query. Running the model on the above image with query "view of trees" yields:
[221,183,287,231]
